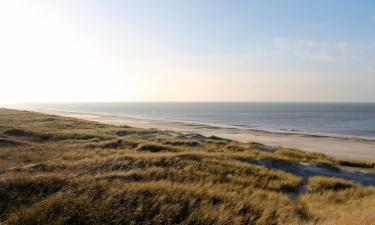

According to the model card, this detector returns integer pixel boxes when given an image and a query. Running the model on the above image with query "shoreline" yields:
[10,106,375,161]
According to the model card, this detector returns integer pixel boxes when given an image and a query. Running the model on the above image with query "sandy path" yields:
[15,107,375,161]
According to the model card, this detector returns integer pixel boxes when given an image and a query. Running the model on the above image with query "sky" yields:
[0,0,375,103]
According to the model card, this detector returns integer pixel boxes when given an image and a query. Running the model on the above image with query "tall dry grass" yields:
[0,108,374,225]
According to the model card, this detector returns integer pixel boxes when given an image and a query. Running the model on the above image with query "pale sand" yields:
[16,107,375,161]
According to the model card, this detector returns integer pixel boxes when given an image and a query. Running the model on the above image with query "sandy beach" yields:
[14,107,375,161]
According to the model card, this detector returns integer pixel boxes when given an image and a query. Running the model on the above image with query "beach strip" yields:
[13,107,375,161]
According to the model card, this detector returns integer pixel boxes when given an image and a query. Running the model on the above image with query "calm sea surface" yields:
[26,102,375,140]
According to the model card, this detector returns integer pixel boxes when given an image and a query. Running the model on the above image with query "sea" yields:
[23,102,375,140]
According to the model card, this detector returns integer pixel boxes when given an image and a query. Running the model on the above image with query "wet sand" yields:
[16,107,375,161]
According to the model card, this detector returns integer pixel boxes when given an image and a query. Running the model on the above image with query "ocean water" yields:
[27,102,375,140]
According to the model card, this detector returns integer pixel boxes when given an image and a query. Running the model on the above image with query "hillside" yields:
[0,108,374,225]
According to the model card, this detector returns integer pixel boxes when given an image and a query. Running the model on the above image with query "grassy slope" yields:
[0,108,374,225]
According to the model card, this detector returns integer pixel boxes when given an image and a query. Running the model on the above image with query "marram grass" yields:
[0,108,374,225]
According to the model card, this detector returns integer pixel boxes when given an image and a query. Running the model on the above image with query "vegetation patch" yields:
[0,108,374,225]
[0,138,23,147]
[1,129,53,141]
[159,139,202,147]
[338,159,375,169]
[308,176,357,192]
[136,143,180,152]
[0,176,66,220]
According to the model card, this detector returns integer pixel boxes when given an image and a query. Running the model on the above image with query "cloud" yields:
[336,42,349,50]
[272,37,287,47]
[270,38,366,63]
[294,51,333,62]
[271,38,337,62]
[298,40,318,48]
[272,37,330,49]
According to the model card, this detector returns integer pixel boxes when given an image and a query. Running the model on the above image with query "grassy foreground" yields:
[0,108,374,225]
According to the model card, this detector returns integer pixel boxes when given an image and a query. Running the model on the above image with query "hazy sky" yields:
[1,0,375,103]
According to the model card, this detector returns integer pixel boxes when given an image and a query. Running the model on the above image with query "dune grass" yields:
[0,108,374,225]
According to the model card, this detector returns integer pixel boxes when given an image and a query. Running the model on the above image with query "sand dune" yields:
[16,107,375,161]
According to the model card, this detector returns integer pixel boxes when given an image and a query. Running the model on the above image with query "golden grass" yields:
[0,108,374,225]
[299,176,375,224]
